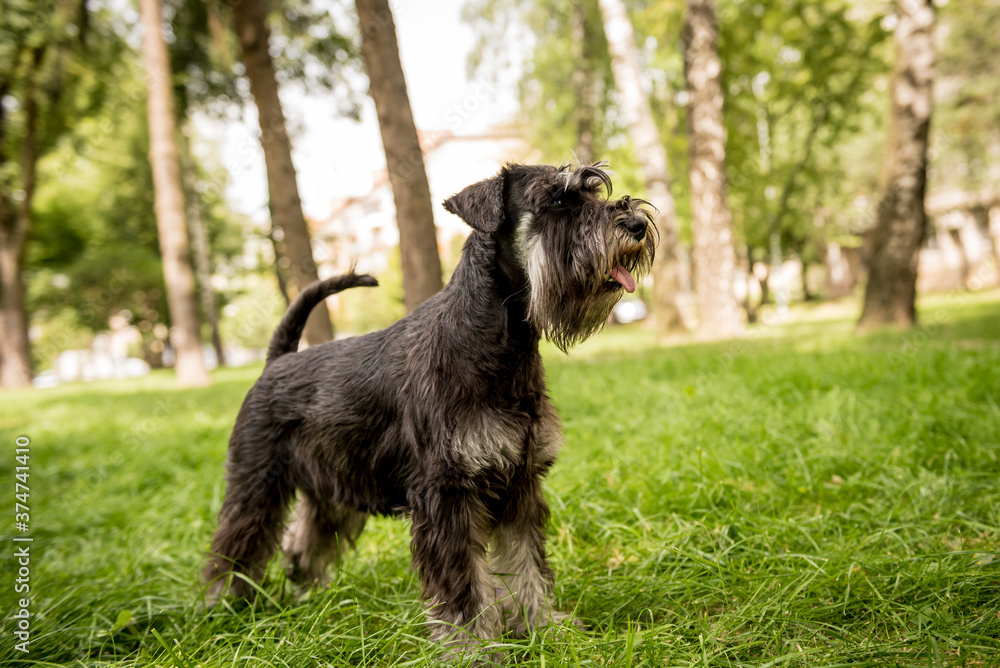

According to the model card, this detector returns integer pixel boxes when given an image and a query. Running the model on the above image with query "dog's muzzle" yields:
[623,215,647,242]
[616,196,647,242]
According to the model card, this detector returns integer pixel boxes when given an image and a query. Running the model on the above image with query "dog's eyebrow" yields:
[576,166,613,197]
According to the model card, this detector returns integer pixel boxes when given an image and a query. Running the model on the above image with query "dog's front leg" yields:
[492,475,582,634]
[410,486,501,650]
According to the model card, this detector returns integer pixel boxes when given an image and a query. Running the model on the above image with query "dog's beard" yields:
[523,227,655,353]
[531,287,621,352]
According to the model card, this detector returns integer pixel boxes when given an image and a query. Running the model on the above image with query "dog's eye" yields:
[549,198,566,209]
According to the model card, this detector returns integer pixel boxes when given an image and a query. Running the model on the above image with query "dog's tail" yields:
[266,273,379,365]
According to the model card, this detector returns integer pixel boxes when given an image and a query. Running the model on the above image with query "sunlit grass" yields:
[1,289,998,666]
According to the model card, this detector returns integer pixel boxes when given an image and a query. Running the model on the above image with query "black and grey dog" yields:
[205,163,655,648]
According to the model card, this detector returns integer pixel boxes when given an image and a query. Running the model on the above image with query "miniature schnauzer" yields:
[204,163,655,651]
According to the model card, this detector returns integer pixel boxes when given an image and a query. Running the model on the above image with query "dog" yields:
[204,162,655,651]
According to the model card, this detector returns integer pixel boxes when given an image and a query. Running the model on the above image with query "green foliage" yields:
[464,0,894,271]
[27,104,169,365]
[8,0,370,373]
[267,0,360,109]
[217,274,287,350]
[465,0,679,223]
[631,1,693,230]
[27,61,247,367]
[715,0,890,259]
[0,0,123,205]
[169,0,364,118]
[29,308,95,370]
[165,0,242,116]
[2,293,999,665]
[465,0,999,290]
[933,0,1000,192]
[520,2,616,159]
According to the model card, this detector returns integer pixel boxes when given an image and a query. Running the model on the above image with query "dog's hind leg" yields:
[282,495,367,588]
[204,431,295,600]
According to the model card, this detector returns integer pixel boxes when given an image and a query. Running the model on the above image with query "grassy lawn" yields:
[2,290,999,667]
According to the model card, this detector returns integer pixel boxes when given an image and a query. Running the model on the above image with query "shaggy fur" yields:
[204,163,656,651]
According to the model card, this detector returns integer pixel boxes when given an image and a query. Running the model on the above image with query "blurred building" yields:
[919,189,1000,292]
[34,316,150,388]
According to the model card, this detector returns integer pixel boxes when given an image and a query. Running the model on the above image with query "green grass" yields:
[2,290,999,667]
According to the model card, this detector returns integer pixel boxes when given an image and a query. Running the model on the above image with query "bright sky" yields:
[204,0,519,224]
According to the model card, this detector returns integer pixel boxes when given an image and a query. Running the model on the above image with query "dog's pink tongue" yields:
[610,265,636,293]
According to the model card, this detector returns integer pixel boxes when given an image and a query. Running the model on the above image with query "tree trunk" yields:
[597,0,687,335]
[180,122,225,366]
[0,242,32,389]
[800,259,813,301]
[140,0,210,387]
[232,0,334,344]
[356,0,443,312]
[0,64,38,390]
[858,0,935,330]
[684,0,744,340]
[572,0,595,164]
[757,260,770,305]
[738,246,757,323]
[989,206,1000,275]
[268,227,292,306]
[948,228,970,289]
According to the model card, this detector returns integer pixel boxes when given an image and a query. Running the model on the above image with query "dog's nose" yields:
[624,215,646,241]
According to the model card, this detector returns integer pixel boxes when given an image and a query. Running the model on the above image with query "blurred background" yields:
[1,0,997,389]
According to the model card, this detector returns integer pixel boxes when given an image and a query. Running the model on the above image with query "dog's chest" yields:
[449,402,563,476]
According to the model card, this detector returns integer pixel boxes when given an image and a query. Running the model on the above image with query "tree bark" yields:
[597,0,688,335]
[232,0,334,343]
[800,258,813,301]
[356,0,443,312]
[989,206,1000,275]
[858,0,935,330]
[0,63,38,389]
[140,0,210,387]
[180,122,225,366]
[684,0,744,340]
[0,241,32,389]
[268,227,292,306]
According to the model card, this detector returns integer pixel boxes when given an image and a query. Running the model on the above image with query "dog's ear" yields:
[443,171,505,234]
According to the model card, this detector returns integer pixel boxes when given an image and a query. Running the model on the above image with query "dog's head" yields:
[444,163,657,350]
